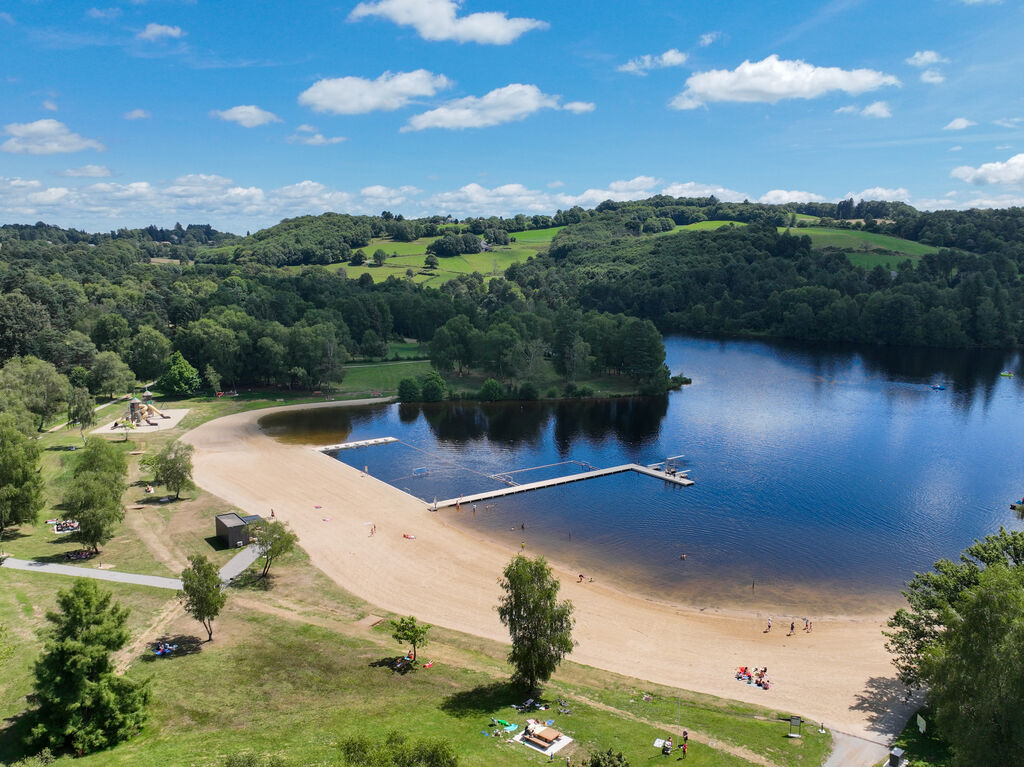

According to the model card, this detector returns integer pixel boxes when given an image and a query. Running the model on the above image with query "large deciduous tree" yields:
[0,356,70,431]
[0,413,45,547]
[142,441,195,499]
[88,351,136,400]
[919,564,1024,766]
[29,580,149,755]
[179,554,227,642]
[128,326,172,382]
[66,387,96,443]
[390,616,430,661]
[249,519,298,579]
[156,351,201,397]
[885,528,1024,688]
[496,554,576,691]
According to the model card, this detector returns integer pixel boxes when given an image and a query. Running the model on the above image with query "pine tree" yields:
[29,580,149,755]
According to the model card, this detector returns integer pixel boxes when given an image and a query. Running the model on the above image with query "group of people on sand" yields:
[736,666,772,690]
[764,617,812,634]
[576,573,593,583]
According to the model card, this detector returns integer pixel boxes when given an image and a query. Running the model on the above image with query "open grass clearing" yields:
[790,228,937,256]
[1,553,822,767]
[340,360,432,395]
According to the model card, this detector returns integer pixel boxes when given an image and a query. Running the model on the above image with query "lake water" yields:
[259,337,1024,614]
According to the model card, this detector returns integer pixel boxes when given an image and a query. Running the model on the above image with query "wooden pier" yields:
[433,463,693,509]
[316,437,398,452]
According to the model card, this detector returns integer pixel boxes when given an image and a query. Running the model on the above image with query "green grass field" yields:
[790,228,938,256]
[509,226,563,248]
[340,360,432,394]
[671,220,748,233]
[0,560,830,767]
[793,214,820,223]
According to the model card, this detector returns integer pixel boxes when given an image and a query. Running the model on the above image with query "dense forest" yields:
[1,195,1022,429]
[507,200,1023,348]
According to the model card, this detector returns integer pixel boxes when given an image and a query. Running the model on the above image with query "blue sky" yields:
[2,0,1023,233]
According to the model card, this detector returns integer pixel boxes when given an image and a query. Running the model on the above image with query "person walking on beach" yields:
[790,621,795,636]
[766,617,772,633]
[370,524,376,536]
[803,618,809,632]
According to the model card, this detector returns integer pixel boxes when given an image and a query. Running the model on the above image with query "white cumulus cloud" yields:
[944,117,976,130]
[836,101,892,118]
[299,70,451,115]
[920,69,945,84]
[62,164,112,177]
[402,83,587,131]
[348,0,547,45]
[87,7,121,20]
[360,184,423,207]
[618,48,688,76]
[123,109,151,120]
[861,101,892,118]
[210,105,281,128]
[287,128,346,146]
[1,119,104,155]
[136,23,184,41]
[699,32,719,47]
[906,50,948,67]
[670,55,899,110]
[759,189,826,204]
[850,186,911,201]
[951,154,1024,185]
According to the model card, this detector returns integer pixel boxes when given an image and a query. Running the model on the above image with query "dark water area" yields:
[259,337,1024,614]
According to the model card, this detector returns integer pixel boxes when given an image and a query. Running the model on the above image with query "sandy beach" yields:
[185,400,913,744]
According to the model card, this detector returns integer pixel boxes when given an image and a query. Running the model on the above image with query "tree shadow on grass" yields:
[370,656,415,675]
[227,568,272,592]
[440,681,526,720]
[0,710,38,765]
[139,634,204,663]
[851,675,923,738]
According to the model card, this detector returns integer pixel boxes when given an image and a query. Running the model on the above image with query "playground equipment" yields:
[116,397,172,428]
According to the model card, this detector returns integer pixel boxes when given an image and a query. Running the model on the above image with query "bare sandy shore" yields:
[185,400,913,743]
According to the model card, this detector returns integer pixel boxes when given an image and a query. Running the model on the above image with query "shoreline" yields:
[185,399,913,744]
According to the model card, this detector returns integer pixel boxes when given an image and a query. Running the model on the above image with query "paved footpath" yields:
[2,545,261,590]
[218,545,261,582]
[2,557,182,590]
[823,730,891,767]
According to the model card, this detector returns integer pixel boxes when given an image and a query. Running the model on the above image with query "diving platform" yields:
[316,437,398,452]
[433,463,693,509]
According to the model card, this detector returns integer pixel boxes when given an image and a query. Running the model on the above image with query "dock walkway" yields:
[433,463,692,508]
[317,437,398,452]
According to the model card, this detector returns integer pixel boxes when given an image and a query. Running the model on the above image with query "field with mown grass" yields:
[790,228,938,256]
[1,544,831,767]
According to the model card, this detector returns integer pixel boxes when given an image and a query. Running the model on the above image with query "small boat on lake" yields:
[931,384,945,391]
[1001,371,1015,377]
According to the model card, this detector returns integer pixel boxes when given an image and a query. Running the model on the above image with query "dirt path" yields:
[114,597,182,673]
[564,693,782,767]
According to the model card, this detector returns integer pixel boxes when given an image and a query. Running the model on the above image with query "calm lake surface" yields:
[259,337,1024,614]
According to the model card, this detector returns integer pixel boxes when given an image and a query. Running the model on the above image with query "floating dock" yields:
[316,437,398,452]
[433,463,693,508]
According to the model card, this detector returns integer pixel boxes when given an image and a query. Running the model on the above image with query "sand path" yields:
[184,400,911,744]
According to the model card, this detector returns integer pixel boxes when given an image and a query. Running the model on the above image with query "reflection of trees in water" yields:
[417,397,669,454]
[731,334,1019,413]
[258,403,388,443]
[553,398,668,456]
[419,402,490,443]
[858,346,1017,412]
